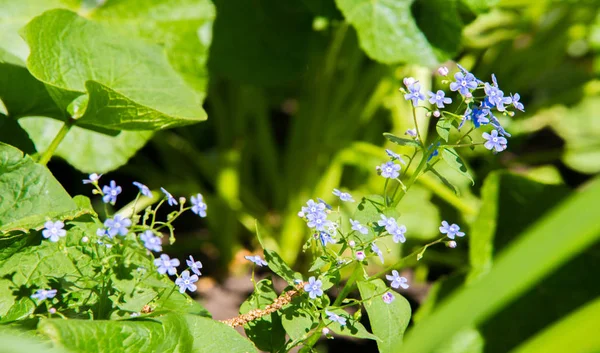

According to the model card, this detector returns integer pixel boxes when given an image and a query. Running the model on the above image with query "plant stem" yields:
[411,107,423,146]
[38,119,73,166]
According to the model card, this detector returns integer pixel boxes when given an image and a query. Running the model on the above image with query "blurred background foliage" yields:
[1,0,599,351]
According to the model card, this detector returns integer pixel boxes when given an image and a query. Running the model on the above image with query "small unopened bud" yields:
[297,211,305,218]
[437,66,449,76]
[405,129,417,138]
[322,328,330,335]
[81,236,89,243]
[49,308,56,314]
[403,77,416,87]
[447,240,457,248]
[433,110,441,118]
[356,251,366,261]
[179,197,186,205]
[349,240,356,248]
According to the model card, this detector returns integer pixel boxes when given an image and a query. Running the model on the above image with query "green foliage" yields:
[358,279,411,353]
[441,148,474,185]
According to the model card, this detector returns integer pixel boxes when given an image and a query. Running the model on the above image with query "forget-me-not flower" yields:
[510,93,524,111]
[42,221,67,242]
[154,254,180,275]
[82,173,102,184]
[31,289,57,301]
[404,83,426,107]
[378,161,401,179]
[304,276,323,299]
[392,225,407,244]
[439,221,465,239]
[160,187,178,206]
[186,255,203,276]
[484,82,511,112]
[332,189,354,202]
[307,212,329,231]
[482,130,507,153]
[140,230,162,252]
[319,232,336,246]
[405,129,417,138]
[104,215,131,238]
[349,219,368,235]
[191,194,208,217]
[386,270,409,289]
[371,243,384,264]
[299,199,326,218]
[377,215,398,233]
[385,149,406,164]
[382,292,395,304]
[133,181,153,198]
[428,90,452,109]
[102,180,122,204]
[175,270,198,293]
[245,255,268,267]
[325,310,347,326]
[450,71,477,96]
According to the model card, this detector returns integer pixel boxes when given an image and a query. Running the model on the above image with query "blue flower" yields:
[154,254,180,275]
[140,230,162,252]
[378,161,401,179]
[186,255,203,276]
[300,199,326,218]
[439,221,465,239]
[191,194,207,217]
[427,143,441,162]
[510,93,525,112]
[307,212,329,231]
[325,310,347,326]
[404,83,426,107]
[371,243,384,264]
[490,116,511,137]
[482,130,508,153]
[349,218,368,235]
[377,215,398,233]
[450,71,477,96]
[304,276,323,299]
[245,255,268,267]
[102,180,122,204]
[382,291,395,304]
[104,215,132,238]
[385,149,406,164]
[405,129,417,138]
[332,189,354,202]
[386,270,409,289]
[318,198,333,210]
[82,173,102,184]
[31,289,57,301]
[42,221,66,242]
[160,187,178,206]
[133,181,153,198]
[484,84,511,112]
[463,104,491,129]
[428,90,452,108]
[391,225,407,244]
[319,232,337,246]
[175,270,198,293]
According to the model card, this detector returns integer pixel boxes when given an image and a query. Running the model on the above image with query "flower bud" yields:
[356,251,366,261]
[433,110,441,118]
[81,236,89,243]
[349,240,356,247]
[49,308,57,314]
[437,66,449,76]
[447,240,457,248]
[322,328,330,335]
[403,77,416,87]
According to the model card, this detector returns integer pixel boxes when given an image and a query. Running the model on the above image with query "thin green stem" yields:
[411,107,423,146]
[38,119,73,166]
[443,142,484,148]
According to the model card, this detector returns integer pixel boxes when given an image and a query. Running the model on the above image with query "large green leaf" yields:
[186,315,259,353]
[19,117,153,173]
[324,307,379,341]
[281,300,317,341]
[22,9,207,131]
[0,327,70,353]
[0,142,77,233]
[401,176,600,353]
[38,314,194,352]
[414,0,464,60]
[468,172,570,282]
[263,249,302,284]
[208,0,314,85]
[335,0,438,66]
[441,147,474,185]
[239,278,286,352]
[357,279,411,353]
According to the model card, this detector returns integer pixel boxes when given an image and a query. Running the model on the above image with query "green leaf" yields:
[358,279,411,353]
[436,118,453,142]
[324,308,379,341]
[551,97,600,174]
[401,176,600,353]
[320,269,340,291]
[395,186,442,240]
[441,147,474,185]
[468,171,570,282]
[383,132,421,148]
[460,0,499,13]
[352,195,397,242]
[510,297,600,353]
[264,249,302,284]
[208,0,313,85]
[0,142,77,234]
[239,278,286,352]
[281,300,317,340]
[186,315,259,353]
[414,0,464,60]
[0,326,70,353]
[38,314,194,352]
[19,117,153,173]
[428,167,459,196]
[22,9,207,131]
[432,328,484,353]
[335,0,438,66]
